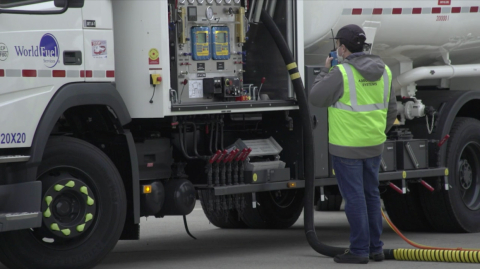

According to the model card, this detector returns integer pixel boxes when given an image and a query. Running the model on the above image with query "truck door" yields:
[0,0,84,149]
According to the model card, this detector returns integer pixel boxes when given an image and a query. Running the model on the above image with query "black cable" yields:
[183,215,197,240]
[149,85,156,104]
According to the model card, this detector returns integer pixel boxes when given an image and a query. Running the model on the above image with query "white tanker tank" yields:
[303,0,480,104]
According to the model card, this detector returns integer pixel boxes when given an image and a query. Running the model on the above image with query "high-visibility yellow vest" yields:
[328,63,392,147]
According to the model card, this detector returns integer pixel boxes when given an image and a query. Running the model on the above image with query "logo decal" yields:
[92,40,107,59]
[149,48,159,65]
[14,33,60,68]
[0,43,8,61]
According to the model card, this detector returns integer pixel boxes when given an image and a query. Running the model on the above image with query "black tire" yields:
[420,118,480,232]
[241,189,304,229]
[198,191,247,229]
[315,187,343,211]
[0,137,127,269]
[382,183,432,232]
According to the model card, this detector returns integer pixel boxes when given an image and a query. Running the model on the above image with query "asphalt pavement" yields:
[2,203,480,269]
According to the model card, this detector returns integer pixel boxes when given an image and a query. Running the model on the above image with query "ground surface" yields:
[2,203,480,269]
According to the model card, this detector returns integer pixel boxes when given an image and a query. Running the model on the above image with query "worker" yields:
[309,24,397,264]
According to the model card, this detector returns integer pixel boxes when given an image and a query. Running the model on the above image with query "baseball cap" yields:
[334,24,367,52]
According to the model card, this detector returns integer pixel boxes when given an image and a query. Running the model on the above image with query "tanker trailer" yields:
[304,0,480,233]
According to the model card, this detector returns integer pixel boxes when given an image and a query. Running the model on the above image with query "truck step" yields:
[0,155,30,164]
[0,212,42,232]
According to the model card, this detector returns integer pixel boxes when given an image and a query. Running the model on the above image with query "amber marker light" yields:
[143,185,152,194]
[287,182,296,188]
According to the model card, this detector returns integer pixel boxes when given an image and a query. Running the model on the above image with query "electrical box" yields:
[211,26,230,60]
[191,26,210,61]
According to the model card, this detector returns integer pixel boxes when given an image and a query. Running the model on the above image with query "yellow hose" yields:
[381,208,480,263]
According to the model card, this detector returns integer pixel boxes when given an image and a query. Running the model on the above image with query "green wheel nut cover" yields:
[80,186,88,195]
[51,223,60,231]
[45,196,53,206]
[77,224,85,232]
[86,213,93,222]
[43,208,51,218]
[65,181,75,188]
[87,196,95,206]
[54,184,64,192]
[61,229,71,236]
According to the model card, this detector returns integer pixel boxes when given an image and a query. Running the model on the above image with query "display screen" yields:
[196,33,207,44]
[216,33,226,43]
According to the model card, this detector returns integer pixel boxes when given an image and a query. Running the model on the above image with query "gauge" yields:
[197,0,204,3]
[234,0,241,3]
[206,6,214,20]
[215,0,222,4]
[188,0,195,4]
[225,0,232,4]
[178,0,186,4]
[207,0,214,3]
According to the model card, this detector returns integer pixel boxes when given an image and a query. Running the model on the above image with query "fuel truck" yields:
[0,0,478,268]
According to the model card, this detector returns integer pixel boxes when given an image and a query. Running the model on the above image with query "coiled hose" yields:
[259,9,480,263]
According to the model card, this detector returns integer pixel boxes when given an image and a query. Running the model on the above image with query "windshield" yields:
[0,0,50,8]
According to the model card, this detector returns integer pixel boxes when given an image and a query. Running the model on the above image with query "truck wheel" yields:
[315,187,343,211]
[421,118,480,232]
[241,189,304,229]
[198,191,247,229]
[0,136,126,269]
[382,184,432,231]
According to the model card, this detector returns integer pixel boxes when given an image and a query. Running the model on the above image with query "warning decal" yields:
[149,48,159,65]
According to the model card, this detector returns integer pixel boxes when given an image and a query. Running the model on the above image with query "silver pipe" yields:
[248,0,256,22]
[253,0,264,23]
[268,0,277,17]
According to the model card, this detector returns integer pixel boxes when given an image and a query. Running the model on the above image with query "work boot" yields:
[369,252,385,261]
[334,249,369,264]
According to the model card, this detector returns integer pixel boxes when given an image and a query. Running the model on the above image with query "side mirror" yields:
[54,0,84,8]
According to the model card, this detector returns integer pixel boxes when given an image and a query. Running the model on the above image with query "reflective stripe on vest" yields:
[333,64,390,112]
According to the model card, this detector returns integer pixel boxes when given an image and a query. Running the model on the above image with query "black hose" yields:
[179,124,197,160]
[209,122,215,155]
[260,9,394,259]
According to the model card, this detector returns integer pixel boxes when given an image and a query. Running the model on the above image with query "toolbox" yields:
[396,139,428,170]
[380,140,396,172]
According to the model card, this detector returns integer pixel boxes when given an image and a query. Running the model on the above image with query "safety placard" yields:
[149,48,160,65]
[189,80,203,98]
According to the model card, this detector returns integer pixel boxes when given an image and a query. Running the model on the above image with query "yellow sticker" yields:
[402,171,407,179]
[149,48,159,61]
[253,173,258,182]
[445,168,449,176]
[332,169,335,176]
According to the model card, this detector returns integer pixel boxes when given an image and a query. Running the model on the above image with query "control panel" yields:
[172,0,247,104]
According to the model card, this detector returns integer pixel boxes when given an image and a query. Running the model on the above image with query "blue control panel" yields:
[191,26,211,61]
[211,26,230,60]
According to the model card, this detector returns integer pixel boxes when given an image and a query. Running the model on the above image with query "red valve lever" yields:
[241,148,252,161]
[388,182,404,195]
[261,77,266,84]
[209,150,223,164]
[438,134,450,147]
[216,150,229,163]
[420,180,435,192]
[236,148,248,162]
[224,149,239,163]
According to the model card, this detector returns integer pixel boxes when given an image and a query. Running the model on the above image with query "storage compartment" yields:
[396,139,428,170]
[135,139,173,180]
[380,140,396,172]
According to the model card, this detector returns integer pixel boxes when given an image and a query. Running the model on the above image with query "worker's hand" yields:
[325,56,333,69]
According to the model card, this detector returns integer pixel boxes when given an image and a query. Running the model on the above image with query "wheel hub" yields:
[41,177,96,239]
[459,159,473,190]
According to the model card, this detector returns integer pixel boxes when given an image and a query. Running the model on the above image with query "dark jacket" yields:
[309,52,398,159]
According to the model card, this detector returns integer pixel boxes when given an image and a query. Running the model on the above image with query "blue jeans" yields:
[332,155,384,257]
